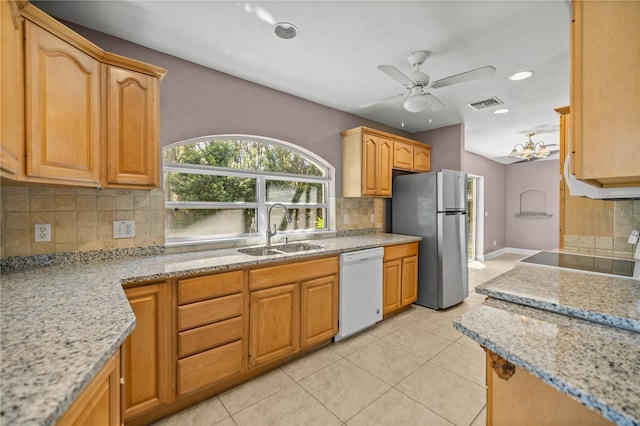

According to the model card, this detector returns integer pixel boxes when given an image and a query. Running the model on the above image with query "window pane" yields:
[269,207,326,232]
[164,138,325,176]
[265,180,325,204]
[165,172,256,202]
[166,209,257,238]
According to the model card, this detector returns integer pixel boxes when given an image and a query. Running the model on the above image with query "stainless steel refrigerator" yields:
[392,169,469,309]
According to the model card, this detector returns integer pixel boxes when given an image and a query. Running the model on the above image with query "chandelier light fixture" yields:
[509,133,550,161]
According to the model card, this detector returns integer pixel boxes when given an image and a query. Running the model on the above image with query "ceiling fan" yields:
[360,50,496,114]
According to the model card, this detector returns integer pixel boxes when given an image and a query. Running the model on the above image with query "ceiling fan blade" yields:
[378,65,414,88]
[358,93,405,108]
[429,65,496,89]
[425,93,445,111]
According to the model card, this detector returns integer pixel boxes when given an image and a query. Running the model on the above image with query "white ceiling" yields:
[33,0,571,164]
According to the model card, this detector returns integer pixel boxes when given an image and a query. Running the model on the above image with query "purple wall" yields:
[505,160,560,250]
[463,152,507,253]
[65,22,412,197]
[413,124,464,172]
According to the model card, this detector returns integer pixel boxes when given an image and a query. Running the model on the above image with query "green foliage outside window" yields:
[164,138,328,238]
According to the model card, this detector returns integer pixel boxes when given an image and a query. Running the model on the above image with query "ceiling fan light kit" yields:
[362,50,496,116]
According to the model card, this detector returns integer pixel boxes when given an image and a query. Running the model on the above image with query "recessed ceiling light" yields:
[273,22,299,40]
[494,108,511,114]
[508,70,534,81]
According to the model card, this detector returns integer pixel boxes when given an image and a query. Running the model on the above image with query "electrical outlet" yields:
[113,220,135,239]
[344,214,349,224]
[34,224,51,242]
[370,214,375,223]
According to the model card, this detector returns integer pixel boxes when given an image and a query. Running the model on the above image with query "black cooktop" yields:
[520,251,637,278]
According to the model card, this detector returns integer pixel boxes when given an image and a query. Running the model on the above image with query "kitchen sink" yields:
[238,242,323,256]
[272,243,323,253]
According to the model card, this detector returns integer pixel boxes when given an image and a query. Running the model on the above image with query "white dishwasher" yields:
[334,247,384,342]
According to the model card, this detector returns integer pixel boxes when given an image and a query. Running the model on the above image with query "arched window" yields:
[163,135,333,246]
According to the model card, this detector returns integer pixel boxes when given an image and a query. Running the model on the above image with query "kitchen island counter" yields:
[455,260,640,425]
[0,233,420,426]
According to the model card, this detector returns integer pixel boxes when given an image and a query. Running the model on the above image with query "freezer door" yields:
[437,211,469,308]
[438,169,467,212]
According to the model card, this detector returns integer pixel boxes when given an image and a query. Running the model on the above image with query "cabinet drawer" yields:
[177,340,243,396]
[249,256,338,291]
[384,242,418,260]
[178,316,243,358]
[178,293,242,331]
[178,270,243,305]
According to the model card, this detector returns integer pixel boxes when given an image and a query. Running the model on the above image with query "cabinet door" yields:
[24,21,100,185]
[414,145,431,172]
[571,1,640,186]
[393,141,414,171]
[382,259,401,316]
[1,0,23,178]
[377,138,393,196]
[106,65,159,188]
[401,255,418,306]
[249,284,299,368]
[123,282,172,421]
[57,350,121,426]
[362,134,379,196]
[301,275,338,348]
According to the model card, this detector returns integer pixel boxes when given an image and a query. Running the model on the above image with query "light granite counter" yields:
[454,298,640,426]
[475,262,640,332]
[0,233,420,426]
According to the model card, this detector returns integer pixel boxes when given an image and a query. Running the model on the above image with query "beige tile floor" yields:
[155,253,527,426]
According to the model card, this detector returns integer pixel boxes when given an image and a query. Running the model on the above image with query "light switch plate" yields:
[113,221,135,239]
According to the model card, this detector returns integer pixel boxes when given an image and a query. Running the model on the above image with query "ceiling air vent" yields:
[467,97,504,111]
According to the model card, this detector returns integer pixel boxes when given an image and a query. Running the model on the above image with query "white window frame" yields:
[163,134,335,247]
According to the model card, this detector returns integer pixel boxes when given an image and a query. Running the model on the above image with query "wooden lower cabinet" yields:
[122,281,172,422]
[301,275,338,348]
[486,350,612,425]
[248,256,339,369]
[117,255,344,424]
[176,270,245,397]
[57,349,121,426]
[178,340,243,396]
[383,242,418,316]
[249,283,300,368]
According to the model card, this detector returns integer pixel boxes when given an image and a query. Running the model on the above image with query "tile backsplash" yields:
[563,200,640,258]
[0,185,165,258]
[0,183,386,258]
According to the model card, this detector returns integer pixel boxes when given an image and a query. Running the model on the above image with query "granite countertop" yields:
[475,262,640,332]
[0,233,420,426]
[454,298,640,426]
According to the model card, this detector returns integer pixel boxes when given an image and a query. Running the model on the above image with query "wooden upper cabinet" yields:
[24,21,101,186]
[362,135,392,197]
[342,127,431,197]
[0,0,24,178]
[105,65,159,188]
[571,0,640,186]
[393,141,414,171]
[414,145,431,172]
[1,2,166,189]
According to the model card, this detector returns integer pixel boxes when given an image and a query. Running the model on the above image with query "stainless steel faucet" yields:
[266,203,292,247]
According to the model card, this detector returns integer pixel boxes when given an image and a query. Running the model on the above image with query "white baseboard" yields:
[481,247,538,261]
